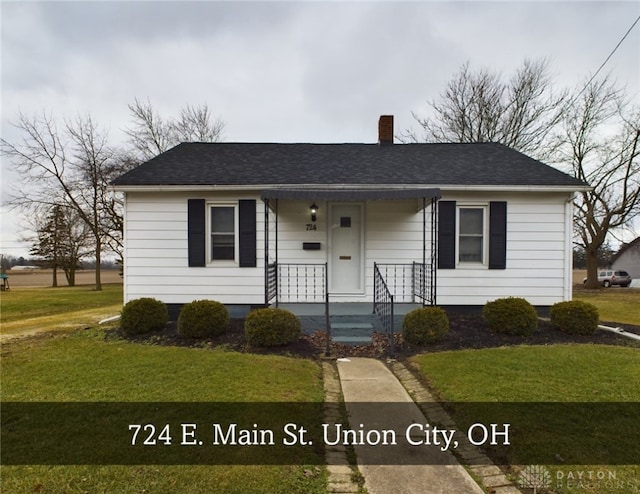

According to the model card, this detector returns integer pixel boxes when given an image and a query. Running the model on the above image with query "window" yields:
[438,200,506,270]
[457,206,487,264]
[209,204,237,262]
[188,199,256,268]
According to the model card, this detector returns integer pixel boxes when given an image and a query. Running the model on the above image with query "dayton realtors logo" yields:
[518,465,552,493]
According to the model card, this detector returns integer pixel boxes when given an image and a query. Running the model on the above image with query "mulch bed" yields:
[114,315,640,360]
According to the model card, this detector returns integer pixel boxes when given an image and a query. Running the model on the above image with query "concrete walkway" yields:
[336,358,485,494]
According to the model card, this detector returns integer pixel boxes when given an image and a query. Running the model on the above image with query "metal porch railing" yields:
[266,262,277,305]
[265,262,330,354]
[412,261,435,305]
[374,262,435,305]
[373,263,395,357]
[267,262,434,306]
[275,263,328,304]
[373,262,436,357]
[266,261,435,357]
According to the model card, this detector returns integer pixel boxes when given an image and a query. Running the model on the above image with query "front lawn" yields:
[1,330,327,493]
[410,344,640,493]
[574,287,640,326]
[0,284,123,335]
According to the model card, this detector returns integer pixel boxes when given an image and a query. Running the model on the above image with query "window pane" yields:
[460,209,483,235]
[212,234,235,260]
[210,206,235,261]
[211,207,234,233]
[458,207,484,264]
[459,237,483,263]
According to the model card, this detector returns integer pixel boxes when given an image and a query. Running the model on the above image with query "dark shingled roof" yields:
[111,142,586,188]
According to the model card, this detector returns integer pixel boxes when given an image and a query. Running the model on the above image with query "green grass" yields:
[4,285,638,492]
[574,287,640,326]
[0,284,123,335]
[1,330,327,493]
[1,284,123,322]
[0,465,325,494]
[411,345,640,493]
[410,345,639,402]
[1,330,323,402]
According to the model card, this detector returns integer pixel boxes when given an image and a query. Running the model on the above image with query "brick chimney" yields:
[378,115,394,145]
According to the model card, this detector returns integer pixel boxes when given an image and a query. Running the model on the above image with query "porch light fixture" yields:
[309,202,318,222]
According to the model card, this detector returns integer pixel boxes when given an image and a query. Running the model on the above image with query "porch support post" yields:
[422,196,427,307]
[324,262,331,356]
[264,199,269,306]
[389,294,395,358]
[431,197,437,306]
[275,199,279,307]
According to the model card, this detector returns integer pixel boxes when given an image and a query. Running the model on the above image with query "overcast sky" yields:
[2,0,639,257]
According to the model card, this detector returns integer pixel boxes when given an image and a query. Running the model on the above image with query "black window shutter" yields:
[187,199,206,267]
[489,201,507,270]
[238,199,257,267]
[438,201,456,269]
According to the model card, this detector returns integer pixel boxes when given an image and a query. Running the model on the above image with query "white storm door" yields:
[329,204,363,293]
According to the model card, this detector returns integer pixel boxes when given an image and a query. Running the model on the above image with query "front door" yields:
[329,204,363,293]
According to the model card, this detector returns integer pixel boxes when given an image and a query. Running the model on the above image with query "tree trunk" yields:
[94,236,102,291]
[52,249,58,287]
[584,247,600,289]
[65,267,76,286]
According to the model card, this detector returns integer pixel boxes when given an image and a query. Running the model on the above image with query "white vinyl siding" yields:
[436,192,573,306]
[364,200,431,303]
[122,190,574,307]
[123,191,264,305]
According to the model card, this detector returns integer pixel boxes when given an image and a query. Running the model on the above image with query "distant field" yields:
[0,268,615,288]
[572,269,586,285]
[1,268,595,287]
[4,269,122,288]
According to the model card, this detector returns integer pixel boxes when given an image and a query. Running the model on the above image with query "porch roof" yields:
[260,187,441,202]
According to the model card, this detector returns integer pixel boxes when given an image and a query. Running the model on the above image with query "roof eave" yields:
[437,184,591,193]
[111,183,591,193]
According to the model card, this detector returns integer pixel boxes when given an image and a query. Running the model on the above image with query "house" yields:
[111,115,588,322]
[611,237,640,284]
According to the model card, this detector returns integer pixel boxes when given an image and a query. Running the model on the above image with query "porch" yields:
[267,261,435,350]
[261,187,440,352]
[279,301,423,345]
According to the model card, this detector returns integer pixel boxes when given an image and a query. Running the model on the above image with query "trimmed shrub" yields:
[244,308,301,347]
[402,307,450,345]
[482,297,538,336]
[178,300,229,338]
[121,297,168,335]
[550,300,599,335]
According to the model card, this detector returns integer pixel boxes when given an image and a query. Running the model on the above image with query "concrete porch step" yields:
[332,336,373,345]
[330,322,374,346]
[331,322,374,330]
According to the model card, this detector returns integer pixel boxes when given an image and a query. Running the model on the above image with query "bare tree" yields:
[406,59,566,159]
[552,77,640,288]
[125,98,225,161]
[124,98,174,161]
[29,204,92,286]
[175,104,226,143]
[1,112,117,290]
[66,114,116,290]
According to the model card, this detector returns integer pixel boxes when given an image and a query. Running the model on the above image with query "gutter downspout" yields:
[565,193,575,301]
[597,324,640,341]
[539,317,640,342]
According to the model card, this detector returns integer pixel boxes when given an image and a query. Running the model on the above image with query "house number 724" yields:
[305,223,317,231]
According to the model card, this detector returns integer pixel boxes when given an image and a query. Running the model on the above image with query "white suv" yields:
[583,270,632,287]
